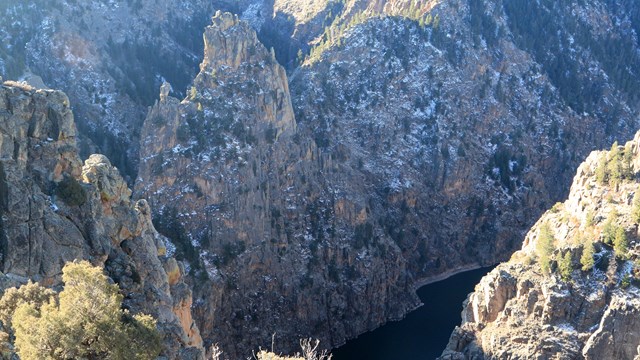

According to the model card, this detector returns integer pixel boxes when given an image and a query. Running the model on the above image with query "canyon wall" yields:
[0,82,204,359]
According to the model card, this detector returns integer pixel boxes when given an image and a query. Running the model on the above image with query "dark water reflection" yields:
[332,267,494,360]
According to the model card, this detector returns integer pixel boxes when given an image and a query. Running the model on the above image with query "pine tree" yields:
[188,86,197,100]
[632,191,640,224]
[413,4,422,20]
[433,15,440,29]
[609,161,622,186]
[614,226,629,259]
[623,143,634,180]
[610,141,620,156]
[608,142,623,186]
[0,281,55,330]
[602,211,618,245]
[585,209,595,227]
[595,153,608,185]
[559,251,573,281]
[12,261,161,360]
[0,281,56,359]
[537,223,555,275]
[408,1,416,18]
[581,241,595,272]
[425,14,433,27]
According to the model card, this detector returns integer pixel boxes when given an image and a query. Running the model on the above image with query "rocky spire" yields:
[197,11,296,136]
[135,12,417,358]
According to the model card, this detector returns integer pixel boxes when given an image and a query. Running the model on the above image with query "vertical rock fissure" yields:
[27,198,32,275]
[0,162,7,269]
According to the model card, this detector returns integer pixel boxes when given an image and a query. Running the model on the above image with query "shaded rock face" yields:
[3,0,638,180]
[0,82,203,359]
[441,132,640,359]
[291,0,640,283]
[0,0,338,179]
[0,83,83,280]
[136,12,418,358]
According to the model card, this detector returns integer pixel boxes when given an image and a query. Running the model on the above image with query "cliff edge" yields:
[0,81,203,359]
[441,132,640,359]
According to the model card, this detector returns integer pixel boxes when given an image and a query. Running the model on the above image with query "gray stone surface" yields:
[0,83,204,359]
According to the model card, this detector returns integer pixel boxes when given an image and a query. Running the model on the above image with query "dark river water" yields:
[331,267,494,360]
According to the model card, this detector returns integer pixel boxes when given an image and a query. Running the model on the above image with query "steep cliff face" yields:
[136,12,418,358]
[0,0,219,178]
[137,1,640,356]
[253,0,441,68]
[441,132,640,359]
[4,0,638,358]
[3,0,638,177]
[291,0,640,289]
[0,82,203,359]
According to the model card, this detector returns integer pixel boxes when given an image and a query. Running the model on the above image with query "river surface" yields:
[332,267,494,360]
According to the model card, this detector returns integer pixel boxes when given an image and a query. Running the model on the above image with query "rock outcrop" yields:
[0,81,203,359]
[136,12,418,358]
[441,132,640,359]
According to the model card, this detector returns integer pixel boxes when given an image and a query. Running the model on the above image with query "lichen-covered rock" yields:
[82,154,132,206]
[0,82,204,359]
[0,83,84,281]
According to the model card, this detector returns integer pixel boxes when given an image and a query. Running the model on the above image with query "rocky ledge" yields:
[0,81,203,359]
[441,132,640,359]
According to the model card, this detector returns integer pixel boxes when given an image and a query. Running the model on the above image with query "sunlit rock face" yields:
[441,132,640,359]
[136,12,419,358]
[0,82,204,359]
